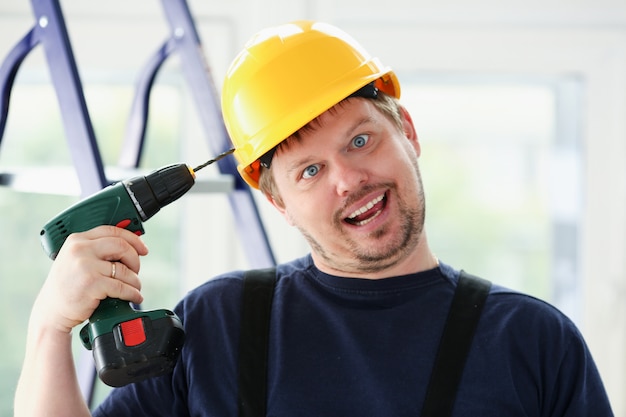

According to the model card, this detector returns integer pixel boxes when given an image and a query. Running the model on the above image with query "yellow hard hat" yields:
[221,20,401,189]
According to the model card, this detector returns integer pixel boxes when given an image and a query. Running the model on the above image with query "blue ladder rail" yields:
[120,0,276,269]
[0,0,107,195]
[0,0,276,406]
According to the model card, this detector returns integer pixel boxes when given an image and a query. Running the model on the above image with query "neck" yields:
[312,231,438,279]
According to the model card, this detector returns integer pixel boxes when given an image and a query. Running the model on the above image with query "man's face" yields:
[268,98,427,278]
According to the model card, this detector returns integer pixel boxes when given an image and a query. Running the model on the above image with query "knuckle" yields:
[112,278,126,298]
[115,262,127,278]
[62,233,85,253]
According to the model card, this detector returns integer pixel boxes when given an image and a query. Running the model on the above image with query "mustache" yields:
[334,182,394,222]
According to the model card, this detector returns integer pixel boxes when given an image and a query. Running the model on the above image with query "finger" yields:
[64,229,144,274]
[105,261,142,292]
[80,225,149,256]
[89,262,143,305]
[98,238,143,275]
[101,276,144,306]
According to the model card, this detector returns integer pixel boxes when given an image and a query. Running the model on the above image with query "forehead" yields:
[278,98,378,152]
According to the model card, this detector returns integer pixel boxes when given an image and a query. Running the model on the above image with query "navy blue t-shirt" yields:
[94,256,613,416]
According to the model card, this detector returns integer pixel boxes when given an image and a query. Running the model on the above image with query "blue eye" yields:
[352,134,369,148]
[302,164,320,179]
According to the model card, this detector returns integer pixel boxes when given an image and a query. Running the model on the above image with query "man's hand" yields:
[33,224,149,334]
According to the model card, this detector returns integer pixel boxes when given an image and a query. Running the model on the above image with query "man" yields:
[14,20,613,416]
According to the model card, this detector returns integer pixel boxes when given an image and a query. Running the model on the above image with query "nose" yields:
[331,155,368,196]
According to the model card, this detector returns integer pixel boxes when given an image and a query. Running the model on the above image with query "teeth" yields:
[353,210,382,226]
[348,194,384,219]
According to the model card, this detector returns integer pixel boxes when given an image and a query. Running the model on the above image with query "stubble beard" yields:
[299,166,426,275]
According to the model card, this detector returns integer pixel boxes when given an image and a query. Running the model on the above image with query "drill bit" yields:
[193,148,235,172]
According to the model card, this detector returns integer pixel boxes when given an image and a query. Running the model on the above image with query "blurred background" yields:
[0,0,624,415]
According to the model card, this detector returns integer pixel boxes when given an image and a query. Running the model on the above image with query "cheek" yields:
[395,142,420,177]
[282,195,330,230]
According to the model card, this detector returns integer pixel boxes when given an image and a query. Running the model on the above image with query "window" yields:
[401,74,583,322]
[0,70,586,412]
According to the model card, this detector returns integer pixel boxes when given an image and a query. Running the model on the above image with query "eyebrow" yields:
[347,115,376,137]
[283,114,377,177]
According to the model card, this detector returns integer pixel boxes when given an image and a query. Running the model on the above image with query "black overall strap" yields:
[237,268,490,417]
[238,267,277,417]
[420,270,492,417]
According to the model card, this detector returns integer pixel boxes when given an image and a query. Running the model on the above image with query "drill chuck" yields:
[125,164,195,222]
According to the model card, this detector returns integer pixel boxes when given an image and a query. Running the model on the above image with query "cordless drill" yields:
[39,149,234,387]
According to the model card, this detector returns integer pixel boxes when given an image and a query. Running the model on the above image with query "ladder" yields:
[0,0,275,405]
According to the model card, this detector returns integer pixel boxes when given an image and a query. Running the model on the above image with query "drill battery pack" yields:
[80,307,185,387]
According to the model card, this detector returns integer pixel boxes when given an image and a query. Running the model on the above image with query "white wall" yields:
[1,0,624,414]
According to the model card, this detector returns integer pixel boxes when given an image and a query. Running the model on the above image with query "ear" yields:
[400,106,420,157]
[265,192,295,226]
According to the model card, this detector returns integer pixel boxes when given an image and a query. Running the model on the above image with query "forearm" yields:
[14,226,148,416]
[14,305,91,417]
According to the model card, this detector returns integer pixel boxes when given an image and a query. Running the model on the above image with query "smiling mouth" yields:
[345,193,386,226]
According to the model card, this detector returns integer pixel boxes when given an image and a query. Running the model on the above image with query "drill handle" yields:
[79,298,136,350]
